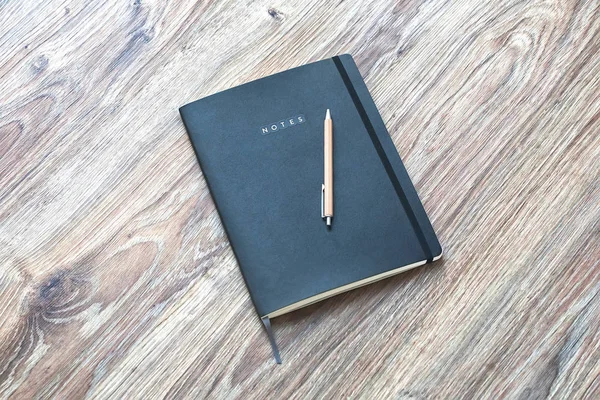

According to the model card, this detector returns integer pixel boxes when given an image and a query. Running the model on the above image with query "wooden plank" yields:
[0,0,599,398]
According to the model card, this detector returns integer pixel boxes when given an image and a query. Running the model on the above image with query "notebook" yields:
[179,54,442,363]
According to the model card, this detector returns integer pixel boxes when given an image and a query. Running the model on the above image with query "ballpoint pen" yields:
[322,109,333,226]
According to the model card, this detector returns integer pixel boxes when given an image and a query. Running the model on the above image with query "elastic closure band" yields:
[332,56,433,263]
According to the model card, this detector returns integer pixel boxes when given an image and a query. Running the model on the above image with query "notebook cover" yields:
[179,54,441,318]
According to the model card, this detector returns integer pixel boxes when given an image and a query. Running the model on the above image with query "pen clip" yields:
[321,184,325,219]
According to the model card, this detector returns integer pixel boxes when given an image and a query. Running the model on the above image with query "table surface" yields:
[1,1,599,398]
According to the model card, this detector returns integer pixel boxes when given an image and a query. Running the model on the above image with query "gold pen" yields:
[322,109,333,226]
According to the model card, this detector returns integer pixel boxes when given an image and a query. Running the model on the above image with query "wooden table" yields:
[1,1,599,398]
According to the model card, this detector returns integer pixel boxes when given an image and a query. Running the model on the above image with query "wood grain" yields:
[1,0,599,398]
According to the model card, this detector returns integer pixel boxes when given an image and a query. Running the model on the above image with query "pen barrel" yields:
[324,118,333,217]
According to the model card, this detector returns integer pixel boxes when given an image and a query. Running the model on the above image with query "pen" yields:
[322,109,333,226]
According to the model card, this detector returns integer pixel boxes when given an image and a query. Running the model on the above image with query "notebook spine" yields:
[179,106,267,313]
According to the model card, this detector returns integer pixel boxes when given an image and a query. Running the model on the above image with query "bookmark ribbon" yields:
[261,316,282,364]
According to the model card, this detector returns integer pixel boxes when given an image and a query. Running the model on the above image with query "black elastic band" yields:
[333,56,433,262]
[261,316,282,364]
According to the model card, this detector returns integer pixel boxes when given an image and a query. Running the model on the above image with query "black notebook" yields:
[179,54,442,362]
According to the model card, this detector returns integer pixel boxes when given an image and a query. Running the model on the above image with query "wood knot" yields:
[31,54,49,74]
[133,28,154,44]
[268,7,284,21]
[35,270,93,321]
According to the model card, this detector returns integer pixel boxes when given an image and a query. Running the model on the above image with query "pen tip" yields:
[326,109,331,119]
